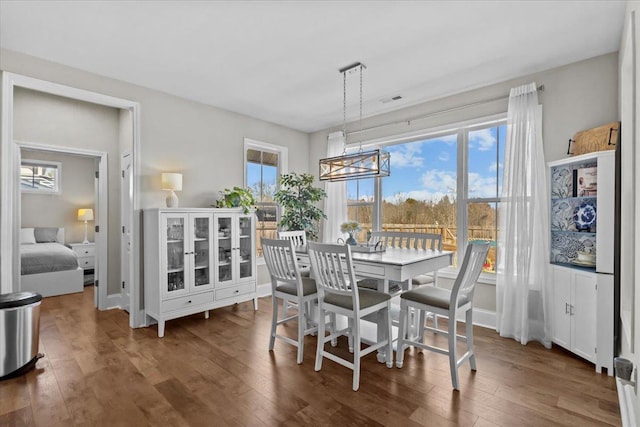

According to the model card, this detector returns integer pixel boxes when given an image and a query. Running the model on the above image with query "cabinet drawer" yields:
[352,263,386,278]
[163,292,213,312]
[74,245,95,257]
[216,283,255,301]
[78,256,95,269]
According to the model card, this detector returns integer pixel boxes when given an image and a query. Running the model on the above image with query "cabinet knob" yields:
[234,290,239,293]
[188,300,192,303]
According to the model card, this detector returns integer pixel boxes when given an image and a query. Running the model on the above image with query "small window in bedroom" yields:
[20,159,62,194]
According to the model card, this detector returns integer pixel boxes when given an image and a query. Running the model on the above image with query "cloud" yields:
[488,161,503,172]
[438,151,450,162]
[387,141,424,168]
[468,172,498,198]
[469,128,496,152]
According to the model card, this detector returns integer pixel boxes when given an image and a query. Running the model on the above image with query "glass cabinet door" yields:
[163,214,187,297]
[238,214,253,280]
[215,215,234,284]
[191,214,213,290]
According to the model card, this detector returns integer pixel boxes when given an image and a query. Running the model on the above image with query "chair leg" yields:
[330,312,338,347]
[297,299,305,364]
[466,308,476,371]
[348,317,354,353]
[396,301,408,368]
[448,312,459,390]
[418,309,426,344]
[269,296,278,351]
[352,315,361,391]
[385,305,393,368]
[315,304,326,372]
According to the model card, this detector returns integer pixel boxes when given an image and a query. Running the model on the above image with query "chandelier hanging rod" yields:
[345,84,545,137]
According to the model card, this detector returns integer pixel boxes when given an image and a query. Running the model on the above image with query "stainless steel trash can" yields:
[0,291,44,380]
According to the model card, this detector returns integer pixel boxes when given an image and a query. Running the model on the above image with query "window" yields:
[345,116,505,274]
[244,139,288,257]
[20,159,62,194]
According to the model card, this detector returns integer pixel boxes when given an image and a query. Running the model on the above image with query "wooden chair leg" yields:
[352,315,361,391]
[315,304,326,372]
[269,296,278,351]
[396,301,408,368]
[297,299,305,364]
[466,308,476,371]
[448,312,459,390]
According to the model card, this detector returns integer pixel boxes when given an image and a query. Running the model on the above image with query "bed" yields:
[20,227,84,297]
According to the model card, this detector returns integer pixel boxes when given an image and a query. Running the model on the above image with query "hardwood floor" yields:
[0,288,621,426]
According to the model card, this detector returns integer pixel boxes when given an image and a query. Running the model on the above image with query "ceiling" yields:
[0,1,628,133]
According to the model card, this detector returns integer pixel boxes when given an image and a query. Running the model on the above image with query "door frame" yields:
[1,72,144,328]
[15,141,109,309]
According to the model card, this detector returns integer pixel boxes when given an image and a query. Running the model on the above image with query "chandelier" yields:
[319,62,390,181]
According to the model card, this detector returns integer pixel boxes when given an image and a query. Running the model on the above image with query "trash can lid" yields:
[0,292,42,309]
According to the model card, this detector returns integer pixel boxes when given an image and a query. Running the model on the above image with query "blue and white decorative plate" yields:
[573,202,596,231]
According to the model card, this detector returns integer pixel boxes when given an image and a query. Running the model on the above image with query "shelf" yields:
[194,237,209,241]
[550,195,597,201]
[551,231,596,236]
[167,239,184,244]
[194,265,209,270]
[240,235,250,239]
[551,261,596,272]
[167,268,184,273]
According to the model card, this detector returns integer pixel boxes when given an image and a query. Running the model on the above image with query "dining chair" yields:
[395,242,490,390]
[262,237,320,364]
[277,230,307,247]
[308,241,393,391]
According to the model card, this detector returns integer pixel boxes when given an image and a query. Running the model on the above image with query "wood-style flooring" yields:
[0,288,621,426]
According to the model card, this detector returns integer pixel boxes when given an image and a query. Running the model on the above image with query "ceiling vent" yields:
[380,95,403,104]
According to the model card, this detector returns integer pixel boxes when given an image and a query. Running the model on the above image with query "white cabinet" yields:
[144,208,257,337]
[70,242,95,271]
[548,151,615,375]
[552,265,597,362]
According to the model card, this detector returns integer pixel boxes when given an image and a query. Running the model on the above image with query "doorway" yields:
[1,72,143,328]
[16,143,108,306]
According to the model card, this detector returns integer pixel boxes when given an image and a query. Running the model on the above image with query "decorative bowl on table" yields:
[573,202,596,231]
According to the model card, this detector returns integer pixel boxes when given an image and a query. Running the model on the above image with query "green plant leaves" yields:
[273,172,326,241]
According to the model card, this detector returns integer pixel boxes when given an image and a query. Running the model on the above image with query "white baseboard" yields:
[105,293,122,310]
[257,282,271,298]
[471,308,496,330]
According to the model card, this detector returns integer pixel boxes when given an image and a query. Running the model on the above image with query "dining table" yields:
[296,244,455,362]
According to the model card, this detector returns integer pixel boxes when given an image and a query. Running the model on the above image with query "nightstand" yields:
[70,242,95,271]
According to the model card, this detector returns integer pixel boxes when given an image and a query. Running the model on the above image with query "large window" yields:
[244,139,287,257]
[20,159,61,194]
[345,117,506,274]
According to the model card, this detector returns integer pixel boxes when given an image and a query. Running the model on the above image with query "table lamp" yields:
[161,172,182,208]
[77,208,94,244]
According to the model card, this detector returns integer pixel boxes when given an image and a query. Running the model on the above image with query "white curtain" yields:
[496,82,551,348]
[322,132,347,243]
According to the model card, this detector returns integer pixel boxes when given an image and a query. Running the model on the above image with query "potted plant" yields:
[216,186,256,214]
[273,172,326,241]
[340,221,361,245]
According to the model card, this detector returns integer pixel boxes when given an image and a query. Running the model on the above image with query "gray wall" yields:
[13,88,122,294]
[310,52,619,314]
[1,48,310,297]
[20,149,96,244]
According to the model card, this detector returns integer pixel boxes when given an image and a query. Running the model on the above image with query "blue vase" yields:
[346,233,357,245]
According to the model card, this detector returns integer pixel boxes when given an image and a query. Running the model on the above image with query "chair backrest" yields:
[450,242,490,305]
[307,242,360,308]
[371,231,442,251]
[278,230,307,247]
[262,237,303,292]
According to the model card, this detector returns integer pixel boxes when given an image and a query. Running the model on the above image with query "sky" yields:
[347,124,506,203]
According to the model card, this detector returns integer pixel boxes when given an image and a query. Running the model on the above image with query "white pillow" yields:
[20,228,36,244]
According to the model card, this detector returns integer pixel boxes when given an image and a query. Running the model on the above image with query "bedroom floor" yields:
[0,287,622,426]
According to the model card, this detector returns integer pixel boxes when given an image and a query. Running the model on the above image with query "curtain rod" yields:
[346,84,544,137]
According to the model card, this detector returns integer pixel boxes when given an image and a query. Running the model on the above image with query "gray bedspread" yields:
[20,243,79,275]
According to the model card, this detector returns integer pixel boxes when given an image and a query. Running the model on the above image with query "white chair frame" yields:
[396,242,490,390]
[308,241,393,391]
[263,237,319,364]
[277,230,307,247]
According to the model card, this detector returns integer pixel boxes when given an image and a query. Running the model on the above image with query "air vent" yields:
[380,95,403,104]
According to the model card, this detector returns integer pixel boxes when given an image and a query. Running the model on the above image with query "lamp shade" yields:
[77,208,94,221]
[161,173,182,191]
